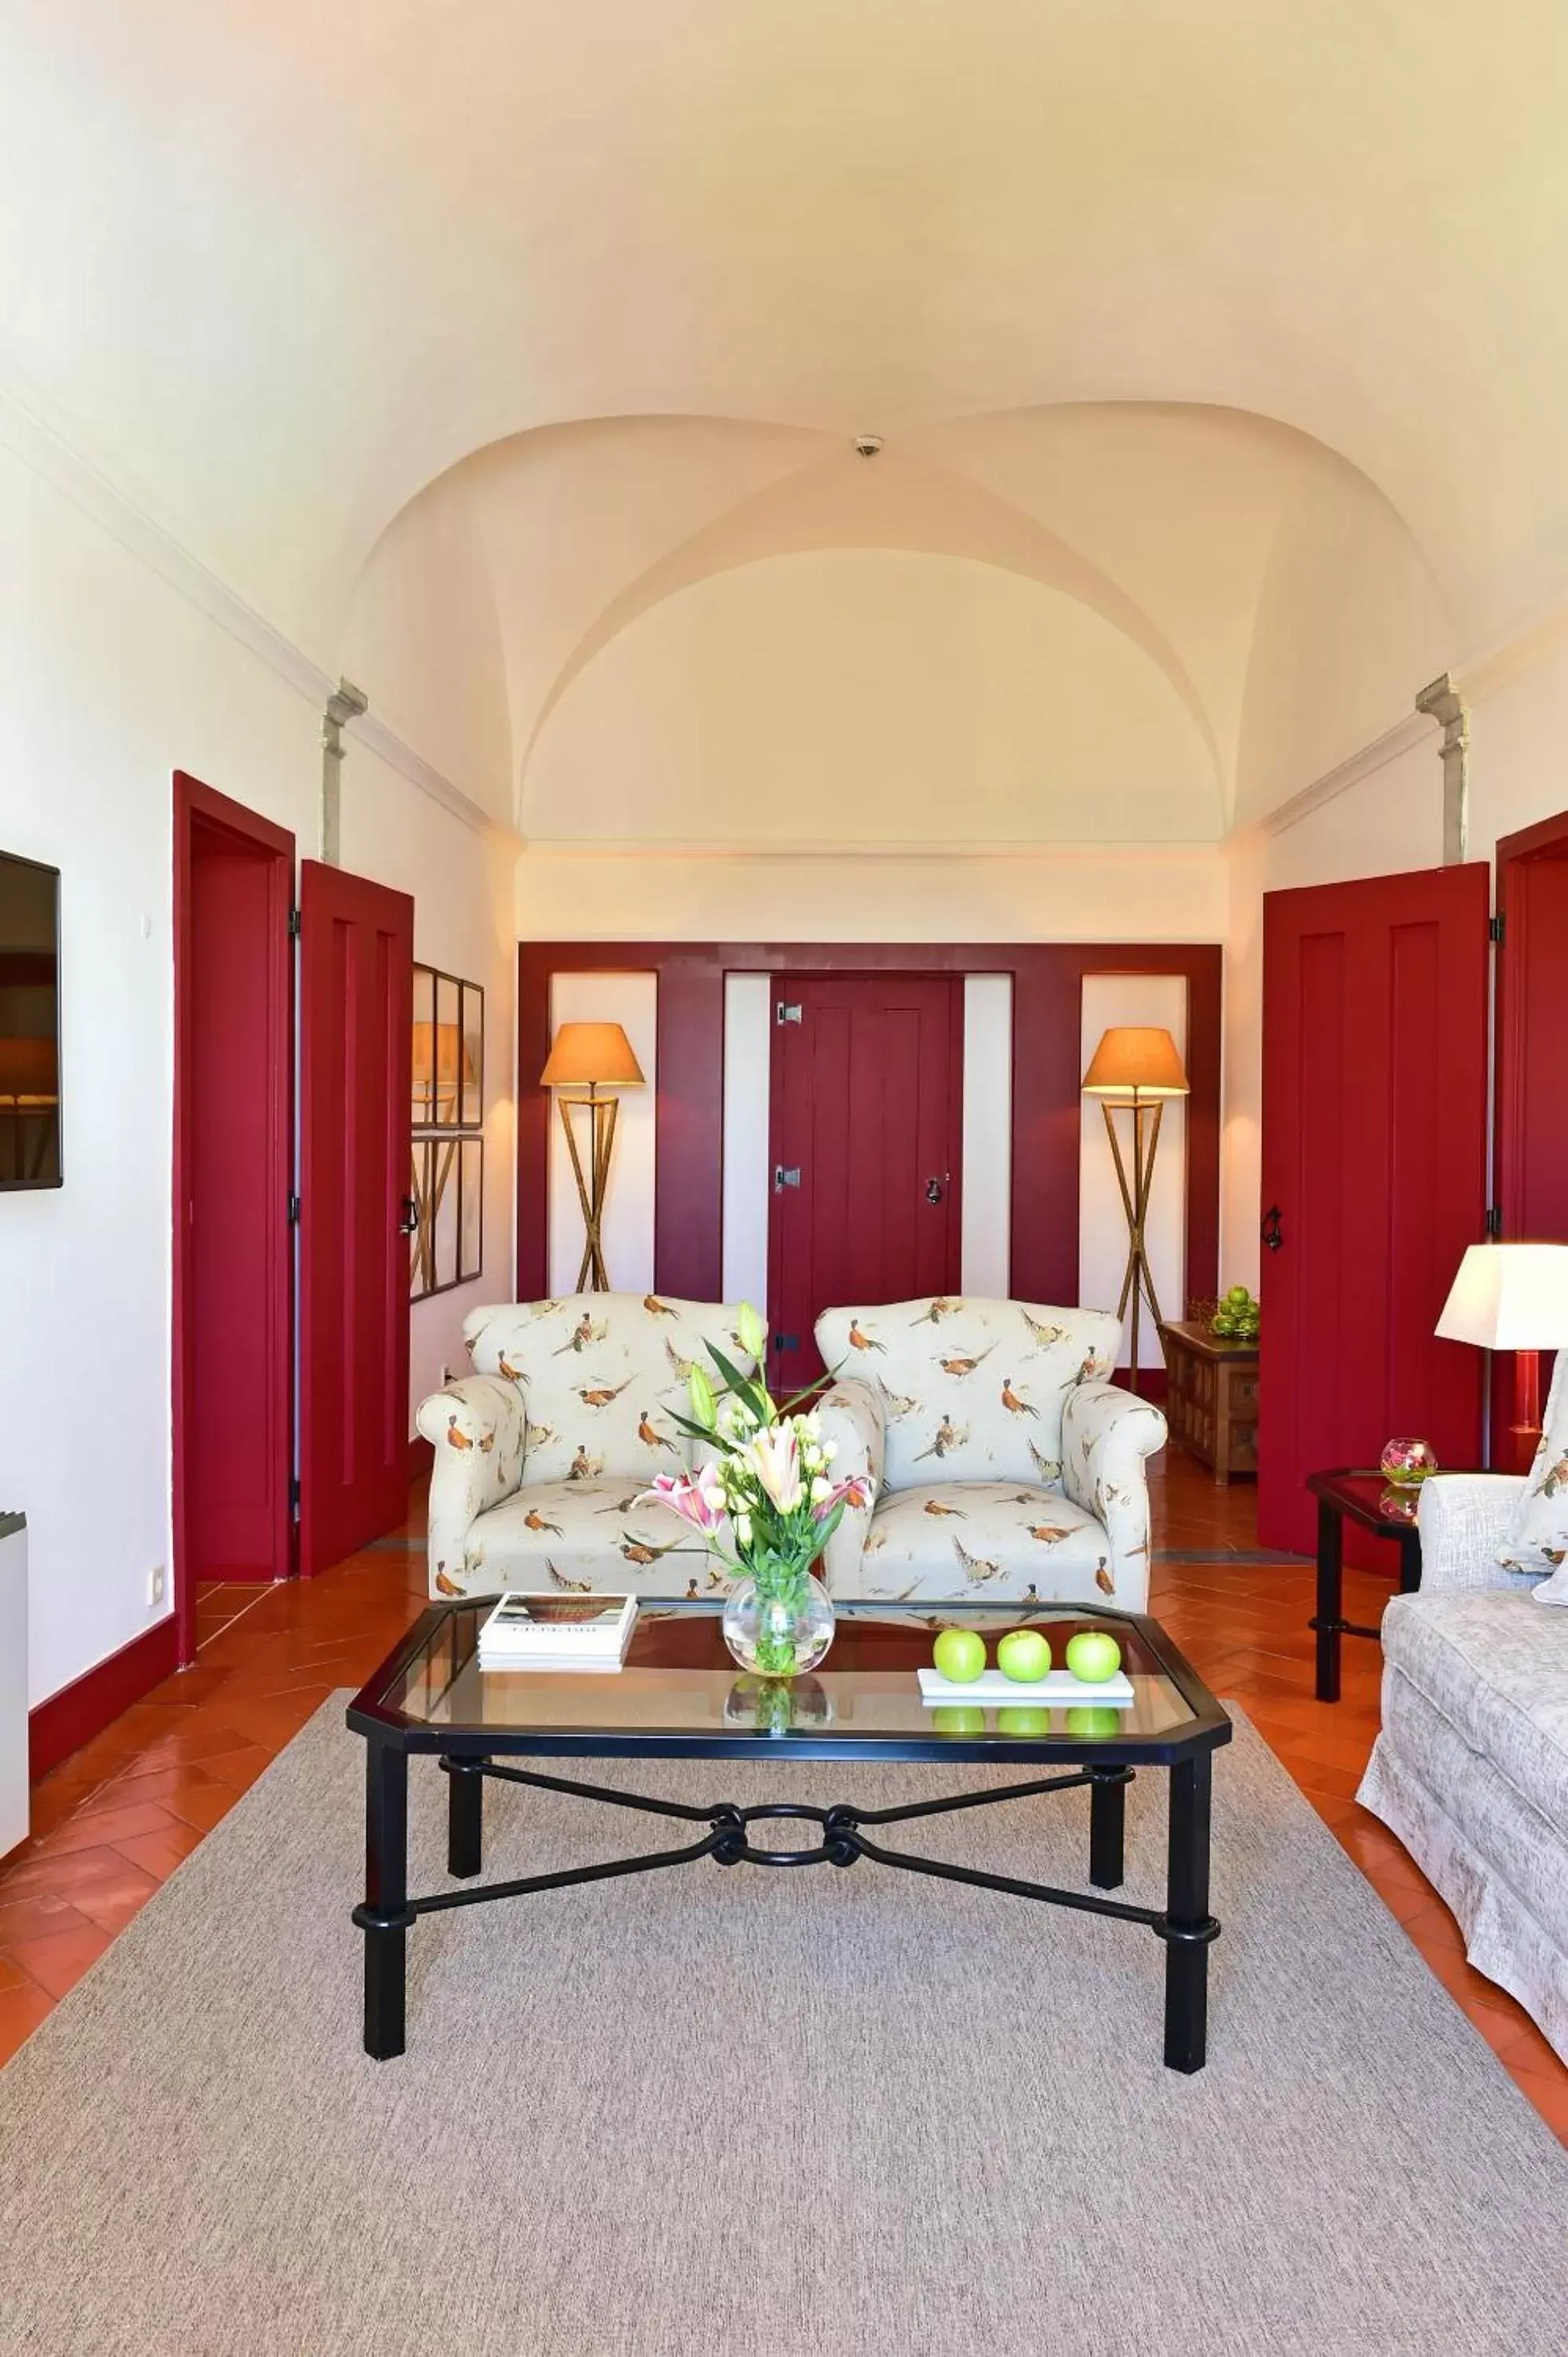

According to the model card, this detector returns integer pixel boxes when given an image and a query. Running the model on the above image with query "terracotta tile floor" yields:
[2,1452,1565,2141]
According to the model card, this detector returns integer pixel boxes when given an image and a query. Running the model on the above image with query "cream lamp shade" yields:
[539,1021,645,1090]
[1435,1243,1568,1349]
[1081,1027,1189,1100]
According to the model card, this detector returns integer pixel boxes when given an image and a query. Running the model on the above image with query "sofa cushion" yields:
[463,1293,756,1487]
[814,1298,1120,1491]
[458,1480,730,1598]
[855,1481,1114,1605]
[1498,1347,1568,1573]
[1379,1589,1568,1839]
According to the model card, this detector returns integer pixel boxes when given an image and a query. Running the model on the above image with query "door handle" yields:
[1261,1204,1283,1253]
[925,1173,949,1205]
[399,1195,419,1235]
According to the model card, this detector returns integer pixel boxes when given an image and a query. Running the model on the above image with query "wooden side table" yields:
[1306,1470,1428,1703]
[1158,1322,1259,1484]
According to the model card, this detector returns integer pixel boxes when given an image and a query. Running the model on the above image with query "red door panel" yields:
[1494,823,1568,1459]
[768,976,964,1394]
[298,861,415,1574]
[1259,865,1489,1556]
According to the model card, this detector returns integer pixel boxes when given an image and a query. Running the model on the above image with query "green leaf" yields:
[705,1342,774,1423]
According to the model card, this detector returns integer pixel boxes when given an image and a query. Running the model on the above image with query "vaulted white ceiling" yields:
[5,1,1566,839]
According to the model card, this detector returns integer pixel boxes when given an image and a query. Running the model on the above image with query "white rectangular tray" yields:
[917,1666,1135,1707]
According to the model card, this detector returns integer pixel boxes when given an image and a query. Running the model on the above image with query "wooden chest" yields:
[1159,1321,1259,1484]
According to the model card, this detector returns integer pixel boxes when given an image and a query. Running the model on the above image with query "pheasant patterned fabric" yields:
[1498,1349,1568,1586]
[815,1295,1121,1488]
[854,1482,1114,1604]
[419,1292,758,1598]
[813,1295,1165,1609]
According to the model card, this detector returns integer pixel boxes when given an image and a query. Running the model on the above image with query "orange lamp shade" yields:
[540,1020,644,1090]
[411,1022,474,1089]
[0,1035,58,1100]
[1081,1026,1189,1100]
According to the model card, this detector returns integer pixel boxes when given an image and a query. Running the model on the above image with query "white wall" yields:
[517,847,1228,944]
[0,429,514,1711]
[961,976,1012,1296]
[545,972,658,1298]
[721,976,772,1310]
[1079,974,1188,1369]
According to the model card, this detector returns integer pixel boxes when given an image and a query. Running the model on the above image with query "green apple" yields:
[996,1706,1051,1737]
[931,1706,987,1736]
[1064,1705,1121,1738]
[996,1627,1052,1683]
[1065,1629,1123,1684]
[932,1626,987,1684]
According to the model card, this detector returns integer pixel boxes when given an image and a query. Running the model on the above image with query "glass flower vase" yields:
[721,1562,835,1678]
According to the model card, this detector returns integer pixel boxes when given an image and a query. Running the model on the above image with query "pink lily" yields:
[743,1424,803,1512]
[637,1467,726,1534]
[812,1473,870,1523]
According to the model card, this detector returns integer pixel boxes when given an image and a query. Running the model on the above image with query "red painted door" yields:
[1259,866,1490,1556]
[768,976,964,1394]
[173,775,294,1659]
[298,861,415,1574]
[1494,815,1568,1460]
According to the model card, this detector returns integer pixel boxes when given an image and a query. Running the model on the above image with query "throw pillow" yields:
[1498,1349,1568,1578]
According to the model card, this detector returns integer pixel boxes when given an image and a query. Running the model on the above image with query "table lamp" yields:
[1082,1026,1189,1397]
[540,1021,645,1292]
[1435,1242,1568,1472]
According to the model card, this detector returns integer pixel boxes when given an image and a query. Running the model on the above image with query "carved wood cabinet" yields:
[1159,1322,1259,1485]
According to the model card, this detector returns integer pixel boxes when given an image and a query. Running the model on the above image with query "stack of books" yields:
[476,1591,638,1673]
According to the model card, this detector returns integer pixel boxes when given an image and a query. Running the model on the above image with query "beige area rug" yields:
[0,1699,1564,2356]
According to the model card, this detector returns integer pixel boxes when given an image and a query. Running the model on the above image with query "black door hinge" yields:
[289,906,302,939]
[288,1192,302,1225]
[1486,1205,1503,1238]
[289,1475,301,1517]
[776,1001,802,1026]
[1488,913,1504,943]
[773,1334,800,1353]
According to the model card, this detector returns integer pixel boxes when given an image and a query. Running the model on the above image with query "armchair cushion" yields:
[463,1293,757,1487]
[855,1483,1111,1605]
[415,1376,527,1597]
[814,1297,1120,1491]
[1498,1349,1568,1577]
[454,1479,725,1599]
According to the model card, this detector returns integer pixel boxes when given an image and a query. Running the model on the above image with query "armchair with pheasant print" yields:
[415,1292,760,1599]
[813,1296,1165,1609]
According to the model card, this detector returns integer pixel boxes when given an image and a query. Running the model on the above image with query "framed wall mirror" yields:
[0,850,61,1190]
[410,965,483,1298]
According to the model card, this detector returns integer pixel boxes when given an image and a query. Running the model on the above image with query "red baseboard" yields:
[1112,1368,1170,1406]
[29,1615,181,1782]
[407,1436,434,1484]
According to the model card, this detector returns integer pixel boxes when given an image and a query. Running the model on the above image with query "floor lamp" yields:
[1435,1242,1568,1474]
[540,1021,645,1293]
[1082,1026,1190,1397]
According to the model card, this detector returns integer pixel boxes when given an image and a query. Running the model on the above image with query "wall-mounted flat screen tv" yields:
[0,851,61,1188]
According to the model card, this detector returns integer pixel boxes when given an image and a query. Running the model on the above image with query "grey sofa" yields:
[1358,1473,1568,2063]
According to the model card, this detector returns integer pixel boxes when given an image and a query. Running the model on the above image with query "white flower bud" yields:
[822,1440,838,1462]
[811,1476,831,1502]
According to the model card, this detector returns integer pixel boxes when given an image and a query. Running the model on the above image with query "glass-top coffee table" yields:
[347,1598,1232,2072]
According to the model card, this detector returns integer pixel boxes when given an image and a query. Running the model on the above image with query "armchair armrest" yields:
[416,1376,527,1596]
[1061,1381,1167,1609]
[1417,1475,1535,1594]
[814,1379,886,1596]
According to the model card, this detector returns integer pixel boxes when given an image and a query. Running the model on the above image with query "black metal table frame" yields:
[1307,1475,1423,1703]
[348,1605,1231,2076]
